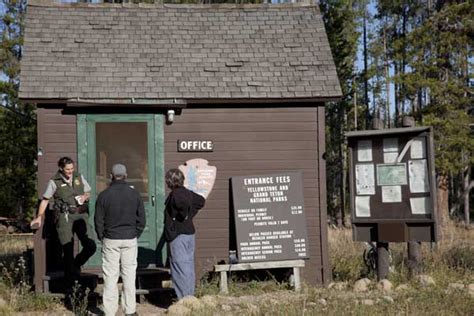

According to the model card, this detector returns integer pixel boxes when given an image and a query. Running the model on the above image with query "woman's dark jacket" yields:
[164,186,205,242]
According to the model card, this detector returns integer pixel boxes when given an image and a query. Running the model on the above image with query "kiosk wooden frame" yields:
[346,127,438,243]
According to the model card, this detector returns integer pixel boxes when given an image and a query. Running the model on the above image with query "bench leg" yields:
[219,271,228,294]
[293,267,301,292]
[43,280,49,293]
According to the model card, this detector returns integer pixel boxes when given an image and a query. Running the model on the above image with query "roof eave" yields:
[20,96,342,107]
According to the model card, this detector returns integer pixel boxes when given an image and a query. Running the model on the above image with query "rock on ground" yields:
[395,284,410,292]
[167,304,190,316]
[317,298,328,306]
[328,282,347,291]
[448,283,465,291]
[361,299,374,306]
[167,295,202,315]
[416,275,435,287]
[0,225,8,234]
[382,296,394,304]
[353,278,371,293]
[177,295,203,310]
[468,284,474,297]
[377,279,393,293]
[245,303,259,314]
[221,304,232,312]
[200,295,218,308]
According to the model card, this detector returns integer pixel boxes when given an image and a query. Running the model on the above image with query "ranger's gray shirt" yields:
[42,174,91,199]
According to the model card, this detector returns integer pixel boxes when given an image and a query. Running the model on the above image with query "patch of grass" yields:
[195,271,220,297]
[442,244,474,271]
[322,223,474,315]
[228,277,290,296]
[0,235,33,257]
[192,223,474,315]
[12,290,60,312]
[0,256,61,314]
[328,228,368,282]
[196,268,291,298]
[193,283,474,316]
[331,252,367,282]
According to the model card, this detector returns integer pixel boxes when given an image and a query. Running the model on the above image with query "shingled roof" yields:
[19,1,342,104]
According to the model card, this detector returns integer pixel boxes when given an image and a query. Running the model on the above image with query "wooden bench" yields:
[214,259,305,294]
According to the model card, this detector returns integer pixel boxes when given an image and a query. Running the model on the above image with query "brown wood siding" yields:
[37,108,77,197]
[164,107,326,285]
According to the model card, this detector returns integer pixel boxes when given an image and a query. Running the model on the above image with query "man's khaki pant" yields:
[102,238,137,316]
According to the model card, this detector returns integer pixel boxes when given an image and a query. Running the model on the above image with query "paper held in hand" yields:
[75,195,84,205]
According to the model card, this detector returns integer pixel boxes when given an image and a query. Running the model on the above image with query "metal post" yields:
[376,242,390,280]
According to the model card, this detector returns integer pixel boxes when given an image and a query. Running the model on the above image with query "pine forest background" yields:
[0,0,472,227]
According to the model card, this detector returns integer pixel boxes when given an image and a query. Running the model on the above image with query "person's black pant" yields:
[58,214,96,289]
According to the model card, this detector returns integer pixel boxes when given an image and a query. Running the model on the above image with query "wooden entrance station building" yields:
[20,0,342,293]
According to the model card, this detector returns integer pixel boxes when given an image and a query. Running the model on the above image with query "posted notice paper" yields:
[410,197,432,215]
[357,140,373,162]
[408,159,430,193]
[382,186,402,203]
[355,196,371,217]
[355,163,375,195]
[410,137,426,159]
[383,138,399,163]
[383,138,399,152]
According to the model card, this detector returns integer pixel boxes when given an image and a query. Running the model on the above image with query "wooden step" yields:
[42,267,172,296]
[136,288,174,295]
[43,267,170,281]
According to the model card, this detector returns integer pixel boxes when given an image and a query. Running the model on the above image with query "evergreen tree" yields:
[320,0,360,226]
[0,0,37,220]
[399,1,473,224]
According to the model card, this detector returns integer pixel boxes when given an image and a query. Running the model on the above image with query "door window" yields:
[95,122,149,200]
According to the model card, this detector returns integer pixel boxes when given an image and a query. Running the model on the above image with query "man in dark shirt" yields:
[95,164,145,316]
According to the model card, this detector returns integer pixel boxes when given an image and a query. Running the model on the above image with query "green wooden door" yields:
[77,114,165,268]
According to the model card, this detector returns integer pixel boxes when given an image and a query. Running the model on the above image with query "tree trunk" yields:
[354,90,358,130]
[342,107,348,227]
[363,5,369,129]
[464,165,470,226]
[337,102,346,228]
[401,4,407,116]
[437,175,449,234]
[383,24,390,128]
[394,62,399,127]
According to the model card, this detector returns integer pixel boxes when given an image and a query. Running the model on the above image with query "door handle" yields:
[151,195,155,207]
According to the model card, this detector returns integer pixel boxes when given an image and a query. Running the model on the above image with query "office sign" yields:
[177,140,213,152]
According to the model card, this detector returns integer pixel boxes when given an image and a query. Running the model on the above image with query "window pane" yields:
[96,122,148,200]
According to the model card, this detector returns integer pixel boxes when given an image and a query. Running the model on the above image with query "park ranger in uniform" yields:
[31,156,96,291]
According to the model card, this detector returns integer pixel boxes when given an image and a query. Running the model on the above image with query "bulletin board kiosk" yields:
[346,127,438,243]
